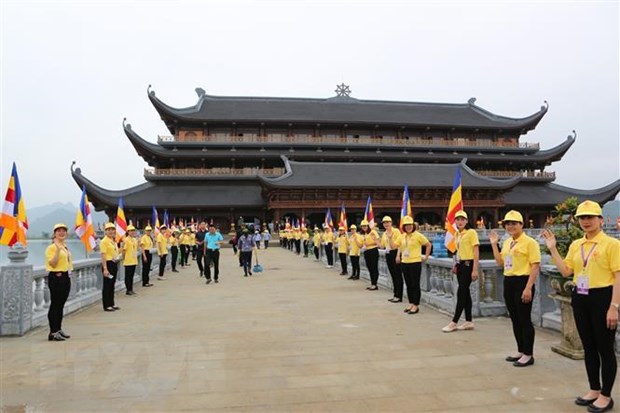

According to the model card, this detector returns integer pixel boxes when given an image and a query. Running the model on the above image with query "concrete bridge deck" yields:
[1,247,609,412]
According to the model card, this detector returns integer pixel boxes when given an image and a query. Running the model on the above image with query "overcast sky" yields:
[1,0,619,209]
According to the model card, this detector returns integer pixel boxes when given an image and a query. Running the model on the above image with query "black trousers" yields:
[191,245,196,259]
[47,272,70,333]
[314,245,320,260]
[325,243,334,266]
[288,239,293,250]
[180,245,190,266]
[158,254,167,277]
[264,240,269,249]
[339,253,348,274]
[303,241,309,257]
[386,250,403,300]
[572,286,617,397]
[196,246,205,273]
[142,251,152,286]
[401,262,422,305]
[124,265,136,292]
[103,261,118,309]
[350,256,360,277]
[205,249,220,280]
[453,261,473,323]
[503,276,535,356]
[241,251,253,275]
[295,239,301,254]
[170,246,178,271]
[364,248,379,286]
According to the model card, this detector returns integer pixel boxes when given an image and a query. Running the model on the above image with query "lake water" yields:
[0,239,97,267]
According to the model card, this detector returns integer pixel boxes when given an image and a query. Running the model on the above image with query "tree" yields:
[543,197,583,257]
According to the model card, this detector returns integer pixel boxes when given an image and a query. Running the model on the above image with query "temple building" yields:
[72,84,620,231]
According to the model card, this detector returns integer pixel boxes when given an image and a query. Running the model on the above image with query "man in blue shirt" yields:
[204,223,224,284]
[237,229,255,277]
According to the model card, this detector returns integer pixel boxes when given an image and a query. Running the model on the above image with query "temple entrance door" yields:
[476,211,494,230]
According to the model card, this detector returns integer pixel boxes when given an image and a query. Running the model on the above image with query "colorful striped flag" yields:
[300,216,306,229]
[364,196,375,229]
[338,202,348,229]
[444,167,463,253]
[75,186,97,252]
[115,197,127,242]
[163,209,170,228]
[152,206,160,235]
[399,185,412,231]
[324,208,334,229]
[0,163,28,246]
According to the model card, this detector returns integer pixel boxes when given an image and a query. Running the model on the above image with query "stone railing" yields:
[158,134,540,150]
[476,170,556,179]
[144,167,285,177]
[1,244,168,336]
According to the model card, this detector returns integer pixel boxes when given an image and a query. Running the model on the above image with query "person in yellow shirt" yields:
[156,225,169,280]
[190,229,197,260]
[396,216,430,313]
[45,223,73,341]
[179,228,192,267]
[543,200,620,410]
[360,219,380,290]
[100,222,121,312]
[348,225,363,280]
[122,225,138,295]
[301,227,310,257]
[312,226,321,261]
[336,226,350,275]
[381,216,403,303]
[323,225,335,268]
[293,227,302,255]
[140,226,154,287]
[169,229,180,273]
[442,211,480,332]
[490,210,541,367]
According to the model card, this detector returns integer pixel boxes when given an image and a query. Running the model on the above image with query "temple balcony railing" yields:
[158,135,540,151]
[144,167,286,177]
[476,170,556,180]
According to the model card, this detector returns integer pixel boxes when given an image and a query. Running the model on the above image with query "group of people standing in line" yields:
[43,199,618,412]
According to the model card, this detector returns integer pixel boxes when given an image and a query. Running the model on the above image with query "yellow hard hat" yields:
[104,222,115,230]
[338,226,345,231]
[159,224,167,229]
[360,219,369,226]
[349,224,357,230]
[53,223,68,231]
[382,216,392,223]
[503,210,524,224]
[145,226,153,231]
[402,216,414,225]
[575,200,603,217]
[455,211,468,219]
[127,225,136,231]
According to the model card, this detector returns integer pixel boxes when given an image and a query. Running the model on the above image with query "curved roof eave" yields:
[529,133,575,162]
[548,179,620,201]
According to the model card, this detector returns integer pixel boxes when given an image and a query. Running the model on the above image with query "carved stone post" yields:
[0,243,33,336]
[549,294,584,360]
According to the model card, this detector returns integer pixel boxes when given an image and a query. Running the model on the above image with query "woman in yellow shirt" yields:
[490,210,541,367]
[380,216,402,303]
[140,226,154,286]
[336,226,349,276]
[156,225,169,280]
[323,226,335,268]
[312,226,321,261]
[301,228,310,257]
[543,200,620,411]
[122,225,138,295]
[442,211,479,332]
[348,225,363,280]
[360,219,380,290]
[169,229,180,273]
[45,223,73,341]
[396,216,430,313]
[100,222,121,312]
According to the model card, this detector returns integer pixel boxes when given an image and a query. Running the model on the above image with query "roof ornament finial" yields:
[123,117,131,130]
[71,161,81,174]
[570,129,577,140]
[195,87,206,98]
[542,100,549,110]
[335,83,351,97]
[147,84,155,97]
[468,97,477,105]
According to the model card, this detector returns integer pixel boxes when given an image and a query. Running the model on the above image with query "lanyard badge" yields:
[577,243,596,295]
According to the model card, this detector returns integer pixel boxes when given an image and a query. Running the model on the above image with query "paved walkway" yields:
[1,247,609,412]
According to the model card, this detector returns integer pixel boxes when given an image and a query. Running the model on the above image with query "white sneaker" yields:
[457,321,475,331]
[157,276,167,280]
[442,322,458,333]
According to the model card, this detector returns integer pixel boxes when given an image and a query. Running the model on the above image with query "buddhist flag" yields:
[152,206,160,235]
[325,208,334,229]
[399,185,412,231]
[338,202,348,229]
[0,162,28,246]
[364,196,375,229]
[75,186,96,252]
[115,197,127,242]
[163,209,170,228]
[300,216,306,229]
[444,167,463,253]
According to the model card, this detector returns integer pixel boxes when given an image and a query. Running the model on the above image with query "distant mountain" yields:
[603,199,619,223]
[27,203,109,239]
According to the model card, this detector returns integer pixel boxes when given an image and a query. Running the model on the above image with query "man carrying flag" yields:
[444,167,463,253]
[75,186,96,252]
[0,162,28,246]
